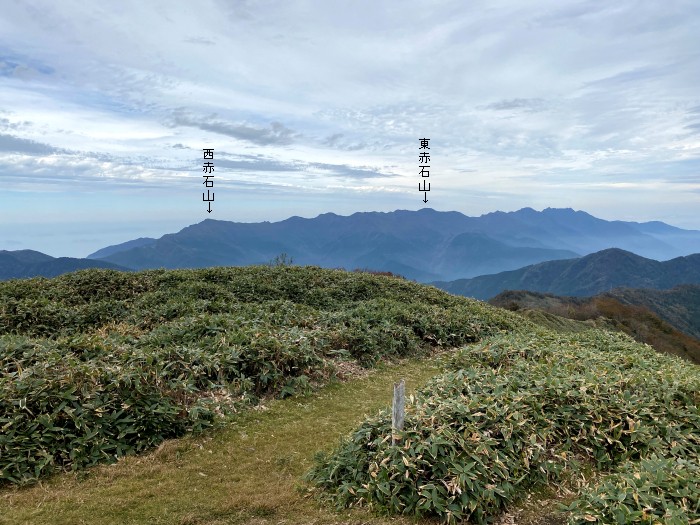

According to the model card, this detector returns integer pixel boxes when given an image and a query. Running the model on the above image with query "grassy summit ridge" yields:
[0,266,518,485]
[305,327,700,524]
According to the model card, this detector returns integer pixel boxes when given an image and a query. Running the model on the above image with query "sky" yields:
[1,0,699,257]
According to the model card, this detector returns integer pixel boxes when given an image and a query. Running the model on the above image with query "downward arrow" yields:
[423,192,428,203]
[207,203,213,213]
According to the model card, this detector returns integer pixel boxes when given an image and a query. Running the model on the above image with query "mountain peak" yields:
[49,208,700,283]
[589,247,638,257]
[435,246,699,300]
[0,249,55,261]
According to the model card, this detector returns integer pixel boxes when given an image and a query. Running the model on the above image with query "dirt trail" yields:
[1,357,443,525]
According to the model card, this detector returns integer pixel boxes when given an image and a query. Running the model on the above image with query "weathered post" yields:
[392,379,405,445]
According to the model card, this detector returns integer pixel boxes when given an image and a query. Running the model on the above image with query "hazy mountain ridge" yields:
[434,248,700,300]
[463,207,692,257]
[4,208,699,282]
[0,250,131,280]
[90,209,580,281]
[87,237,157,259]
[87,208,700,282]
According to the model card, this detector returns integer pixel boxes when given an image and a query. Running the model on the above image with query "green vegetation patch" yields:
[0,266,519,485]
[305,329,700,524]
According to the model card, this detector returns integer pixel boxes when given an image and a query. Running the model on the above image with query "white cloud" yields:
[0,0,699,255]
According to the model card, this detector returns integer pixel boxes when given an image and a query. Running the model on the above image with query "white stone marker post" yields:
[392,379,405,445]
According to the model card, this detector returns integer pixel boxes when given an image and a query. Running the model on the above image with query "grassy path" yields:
[1,357,444,525]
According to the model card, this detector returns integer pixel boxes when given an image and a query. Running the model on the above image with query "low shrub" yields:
[0,266,520,485]
[565,454,700,524]
[305,329,700,524]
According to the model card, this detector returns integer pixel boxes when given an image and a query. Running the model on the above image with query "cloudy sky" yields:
[1,0,699,257]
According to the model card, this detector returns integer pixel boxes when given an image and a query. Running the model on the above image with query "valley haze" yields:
[2,207,699,285]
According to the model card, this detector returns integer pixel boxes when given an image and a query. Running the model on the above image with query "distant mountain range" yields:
[489,287,700,364]
[2,208,699,283]
[0,250,130,280]
[434,248,700,300]
[85,207,700,282]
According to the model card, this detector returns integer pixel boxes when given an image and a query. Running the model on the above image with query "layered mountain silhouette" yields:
[87,237,156,259]
[86,208,700,282]
[3,208,698,282]
[434,249,700,300]
[0,250,131,280]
